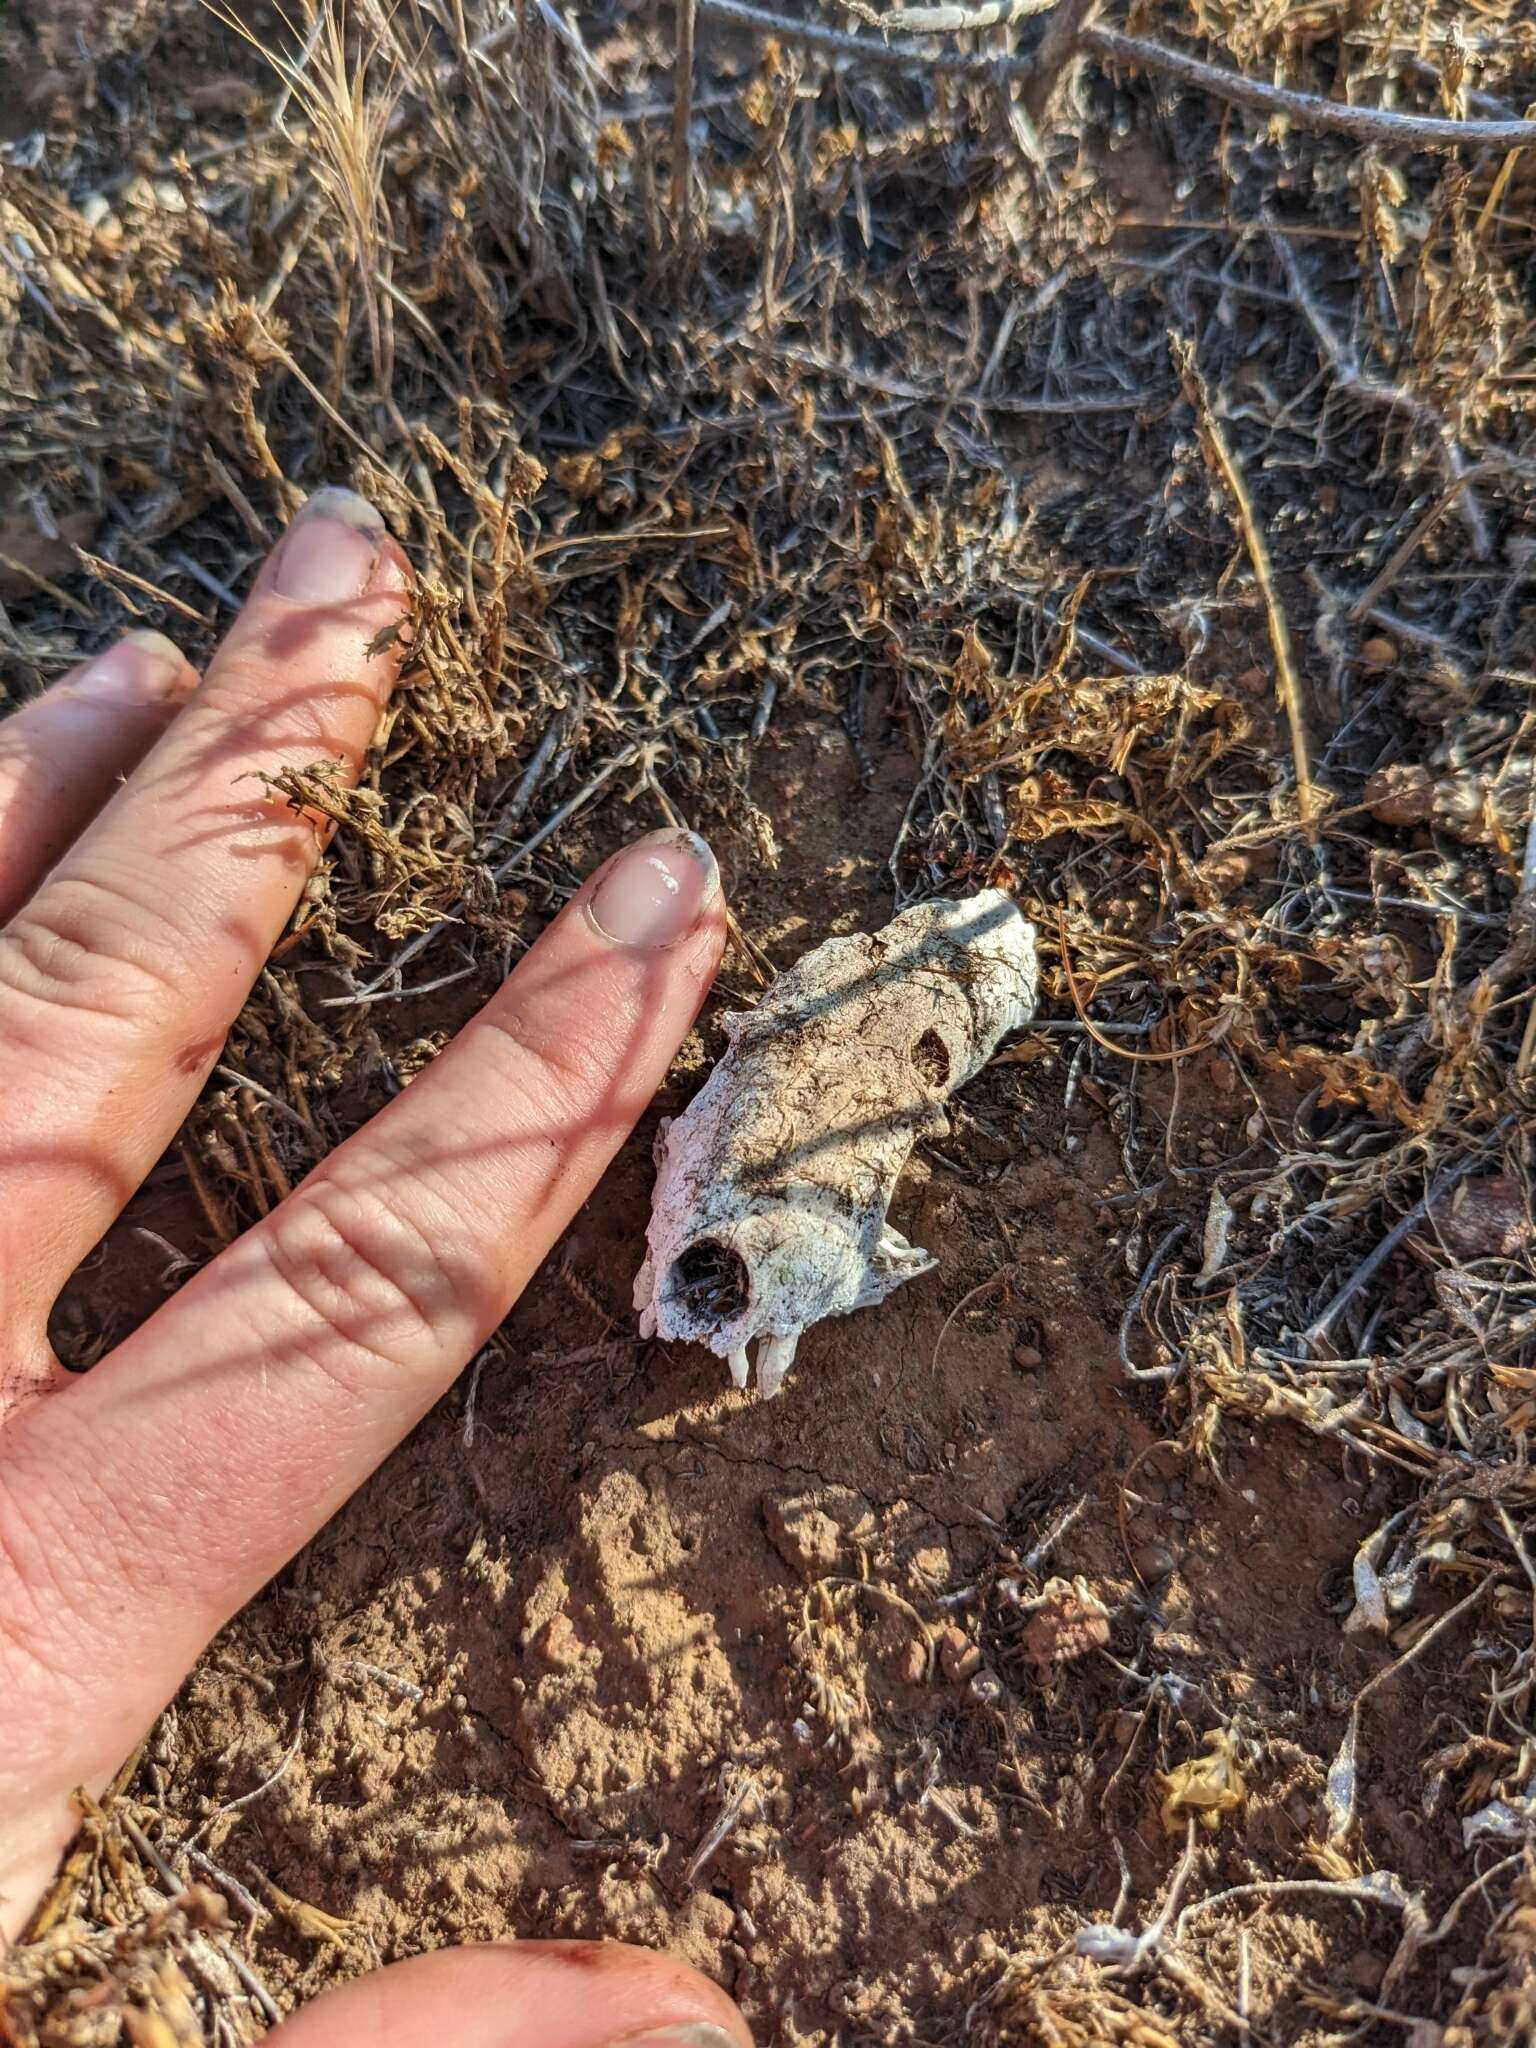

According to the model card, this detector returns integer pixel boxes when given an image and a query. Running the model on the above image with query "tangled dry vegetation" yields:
[5,0,1536,2041]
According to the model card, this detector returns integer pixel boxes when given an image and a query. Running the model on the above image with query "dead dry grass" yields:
[5,0,1536,2041]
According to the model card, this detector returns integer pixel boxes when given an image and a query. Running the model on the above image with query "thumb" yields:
[266,1942,751,2048]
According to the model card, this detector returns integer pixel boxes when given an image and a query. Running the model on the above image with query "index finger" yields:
[0,830,726,1916]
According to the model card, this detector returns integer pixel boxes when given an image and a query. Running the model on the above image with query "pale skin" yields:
[0,488,748,2048]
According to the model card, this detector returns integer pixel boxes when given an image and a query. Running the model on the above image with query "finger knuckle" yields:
[482,1004,611,1125]
[0,1446,96,1709]
[0,869,184,1029]
[256,1177,470,1396]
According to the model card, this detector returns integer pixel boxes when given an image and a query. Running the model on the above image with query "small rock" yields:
[1364,761,1435,829]
[1021,1576,1111,1683]
[530,1614,583,1672]
[937,1624,982,1683]
[1012,1342,1043,1371]
[763,1494,842,1578]
[1430,1173,1530,1261]
[1345,1948,1386,1993]
[892,1635,928,1685]
[1136,1542,1176,1583]
[1195,850,1250,899]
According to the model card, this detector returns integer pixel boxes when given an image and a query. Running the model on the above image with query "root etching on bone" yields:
[634,890,1039,1398]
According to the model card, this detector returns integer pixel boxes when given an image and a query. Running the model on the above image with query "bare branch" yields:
[1083,27,1536,151]
[1172,334,1319,838]
[700,0,1536,150]
[842,0,1057,35]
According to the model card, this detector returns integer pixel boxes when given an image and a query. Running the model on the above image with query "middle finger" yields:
[0,487,411,1351]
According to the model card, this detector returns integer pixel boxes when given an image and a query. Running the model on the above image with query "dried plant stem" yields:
[1172,336,1317,838]
[117,1811,282,2026]
[672,0,697,254]
[1022,0,1097,124]
[1351,1573,1495,1710]
[75,552,212,628]
[699,0,977,69]
[1303,1114,1520,1352]
[1267,225,1492,557]
[698,0,1536,148]
[842,0,1057,35]
[1057,913,1217,1063]
[1084,27,1536,150]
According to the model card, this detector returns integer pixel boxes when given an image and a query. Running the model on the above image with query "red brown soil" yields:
[82,717,1437,2043]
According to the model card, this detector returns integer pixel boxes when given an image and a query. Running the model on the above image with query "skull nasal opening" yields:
[667,1237,751,1324]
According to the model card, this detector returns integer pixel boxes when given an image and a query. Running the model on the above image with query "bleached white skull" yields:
[634,890,1038,1397]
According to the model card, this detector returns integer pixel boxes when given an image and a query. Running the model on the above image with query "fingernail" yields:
[605,2027,739,2048]
[273,486,385,602]
[72,629,189,705]
[588,828,719,949]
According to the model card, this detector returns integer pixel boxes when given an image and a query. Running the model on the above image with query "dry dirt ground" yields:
[62,722,1445,2045]
[7,1,1536,2044]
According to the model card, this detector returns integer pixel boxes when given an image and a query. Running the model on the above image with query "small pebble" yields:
[893,1637,927,1686]
[1346,1949,1386,1993]
[1136,1542,1176,1582]
[1012,1342,1043,1371]
[938,1624,982,1683]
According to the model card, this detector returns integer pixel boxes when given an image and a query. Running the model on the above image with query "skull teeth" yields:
[756,1331,800,1400]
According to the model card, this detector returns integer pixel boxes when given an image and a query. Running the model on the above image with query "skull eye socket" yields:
[912,1028,951,1091]
[667,1237,750,1323]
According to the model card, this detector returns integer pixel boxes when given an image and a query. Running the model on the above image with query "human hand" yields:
[0,488,742,2047]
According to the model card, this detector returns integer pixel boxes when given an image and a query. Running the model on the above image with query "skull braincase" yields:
[634,890,1038,1398]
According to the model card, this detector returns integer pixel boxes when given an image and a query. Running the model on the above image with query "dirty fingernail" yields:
[605,2027,739,2048]
[273,485,385,603]
[588,829,719,949]
[73,629,190,705]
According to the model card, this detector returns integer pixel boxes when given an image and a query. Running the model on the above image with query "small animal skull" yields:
[634,890,1038,1397]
